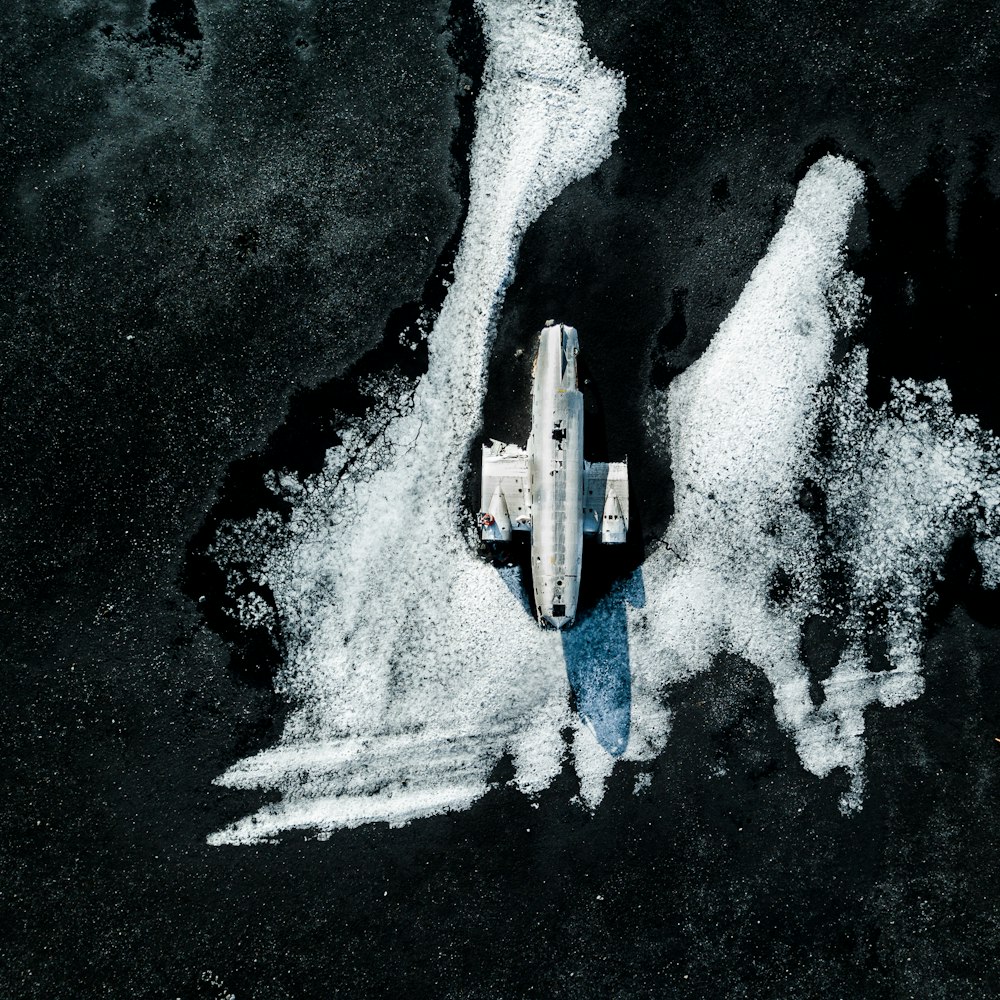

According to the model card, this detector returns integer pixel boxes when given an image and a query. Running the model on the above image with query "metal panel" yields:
[584,460,629,542]
[480,442,531,541]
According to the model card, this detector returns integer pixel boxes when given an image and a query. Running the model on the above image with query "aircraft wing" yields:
[480,441,532,541]
[583,461,629,543]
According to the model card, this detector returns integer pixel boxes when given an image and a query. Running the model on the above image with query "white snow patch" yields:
[975,537,1000,589]
[625,155,869,801]
[208,0,625,845]
[629,155,1000,810]
[571,723,617,808]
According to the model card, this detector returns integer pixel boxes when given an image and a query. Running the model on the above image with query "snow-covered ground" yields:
[207,4,1000,845]
[208,0,627,844]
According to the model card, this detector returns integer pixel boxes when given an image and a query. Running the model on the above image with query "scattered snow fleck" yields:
[632,772,652,795]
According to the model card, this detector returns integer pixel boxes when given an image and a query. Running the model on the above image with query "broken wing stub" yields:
[480,440,532,541]
[583,461,629,543]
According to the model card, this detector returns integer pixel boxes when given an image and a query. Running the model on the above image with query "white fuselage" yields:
[528,324,584,628]
[479,322,628,629]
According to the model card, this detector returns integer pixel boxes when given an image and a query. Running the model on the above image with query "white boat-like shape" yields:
[479,321,629,629]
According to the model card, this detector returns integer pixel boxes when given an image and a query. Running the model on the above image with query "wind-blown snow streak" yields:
[208,66,1000,837]
[629,155,1000,811]
[207,0,626,845]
